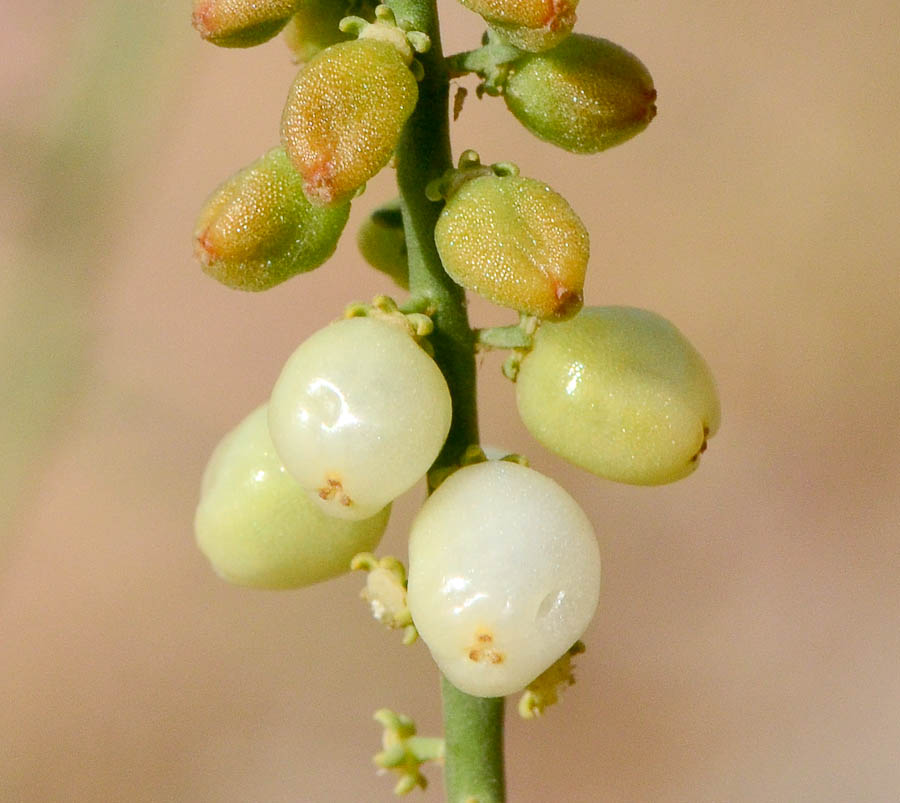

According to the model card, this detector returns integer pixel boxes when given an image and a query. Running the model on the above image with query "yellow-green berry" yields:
[195,405,390,589]
[504,34,656,153]
[515,306,720,485]
[435,173,588,319]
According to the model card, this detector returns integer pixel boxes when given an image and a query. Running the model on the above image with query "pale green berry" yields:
[515,306,721,485]
[195,405,389,589]
[407,460,601,698]
[268,316,452,520]
[504,34,657,154]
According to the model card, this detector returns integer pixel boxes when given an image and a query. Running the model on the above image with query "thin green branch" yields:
[387,0,506,800]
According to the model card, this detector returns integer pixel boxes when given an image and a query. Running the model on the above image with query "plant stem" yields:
[441,678,505,803]
[387,1,506,800]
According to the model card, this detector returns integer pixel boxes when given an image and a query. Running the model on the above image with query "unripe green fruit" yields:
[357,199,409,289]
[282,0,377,63]
[195,405,389,589]
[193,147,350,291]
[504,34,656,154]
[516,306,720,485]
[281,39,419,206]
[192,0,297,48]
[460,0,577,52]
[435,174,588,319]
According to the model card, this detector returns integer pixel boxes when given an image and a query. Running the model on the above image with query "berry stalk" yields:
[386,0,505,799]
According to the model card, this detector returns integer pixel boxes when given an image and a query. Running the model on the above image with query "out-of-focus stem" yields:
[0,2,185,547]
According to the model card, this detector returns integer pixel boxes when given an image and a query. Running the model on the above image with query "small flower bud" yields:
[193,147,350,291]
[281,39,419,206]
[435,172,588,319]
[504,34,656,153]
[460,0,577,52]
[191,0,297,48]
[357,199,409,289]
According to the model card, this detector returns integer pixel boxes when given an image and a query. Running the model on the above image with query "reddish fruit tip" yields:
[193,227,217,266]
[545,0,576,32]
[191,3,215,39]
[551,286,583,320]
[302,156,339,205]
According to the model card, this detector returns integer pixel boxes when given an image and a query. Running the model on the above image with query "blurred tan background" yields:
[2,0,899,800]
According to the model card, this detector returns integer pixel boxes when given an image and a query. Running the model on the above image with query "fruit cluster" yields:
[191,0,718,722]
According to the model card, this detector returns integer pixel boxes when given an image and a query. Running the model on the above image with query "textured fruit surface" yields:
[193,147,350,291]
[281,39,418,206]
[192,0,296,48]
[435,174,588,319]
[504,34,656,153]
[407,460,601,698]
[268,316,451,520]
[516,306,720,485]
[195,405,389,589]
[459,0,576,29]
[486,19,569,52]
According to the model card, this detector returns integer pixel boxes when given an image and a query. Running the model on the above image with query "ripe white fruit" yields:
[195,405,390,589]
[406,460,601,698]
[268,316,452,519]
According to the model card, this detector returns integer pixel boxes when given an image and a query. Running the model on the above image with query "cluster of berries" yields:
[191,0,719,700]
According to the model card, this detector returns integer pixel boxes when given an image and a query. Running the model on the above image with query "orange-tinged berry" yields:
[281,39,419,206]
[192,147,350,291]
[462,0,575,29]
[192,0,297,48]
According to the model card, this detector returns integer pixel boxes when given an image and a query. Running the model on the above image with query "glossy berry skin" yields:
[192,0,297,48]
[193,147,350,291]
[504,34,656,154]
[516,306,721,485]
[434,174,588,319]
[268,316,452,520]
[195,405,389,589]
[281,39,418,206]
[407,460,601,698]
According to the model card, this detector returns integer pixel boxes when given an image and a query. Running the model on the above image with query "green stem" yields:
[387,1,506,800]
[441,678,505,803]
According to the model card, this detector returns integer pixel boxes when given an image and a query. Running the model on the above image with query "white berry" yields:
[406,460,601,697]
[268,316,452,519]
